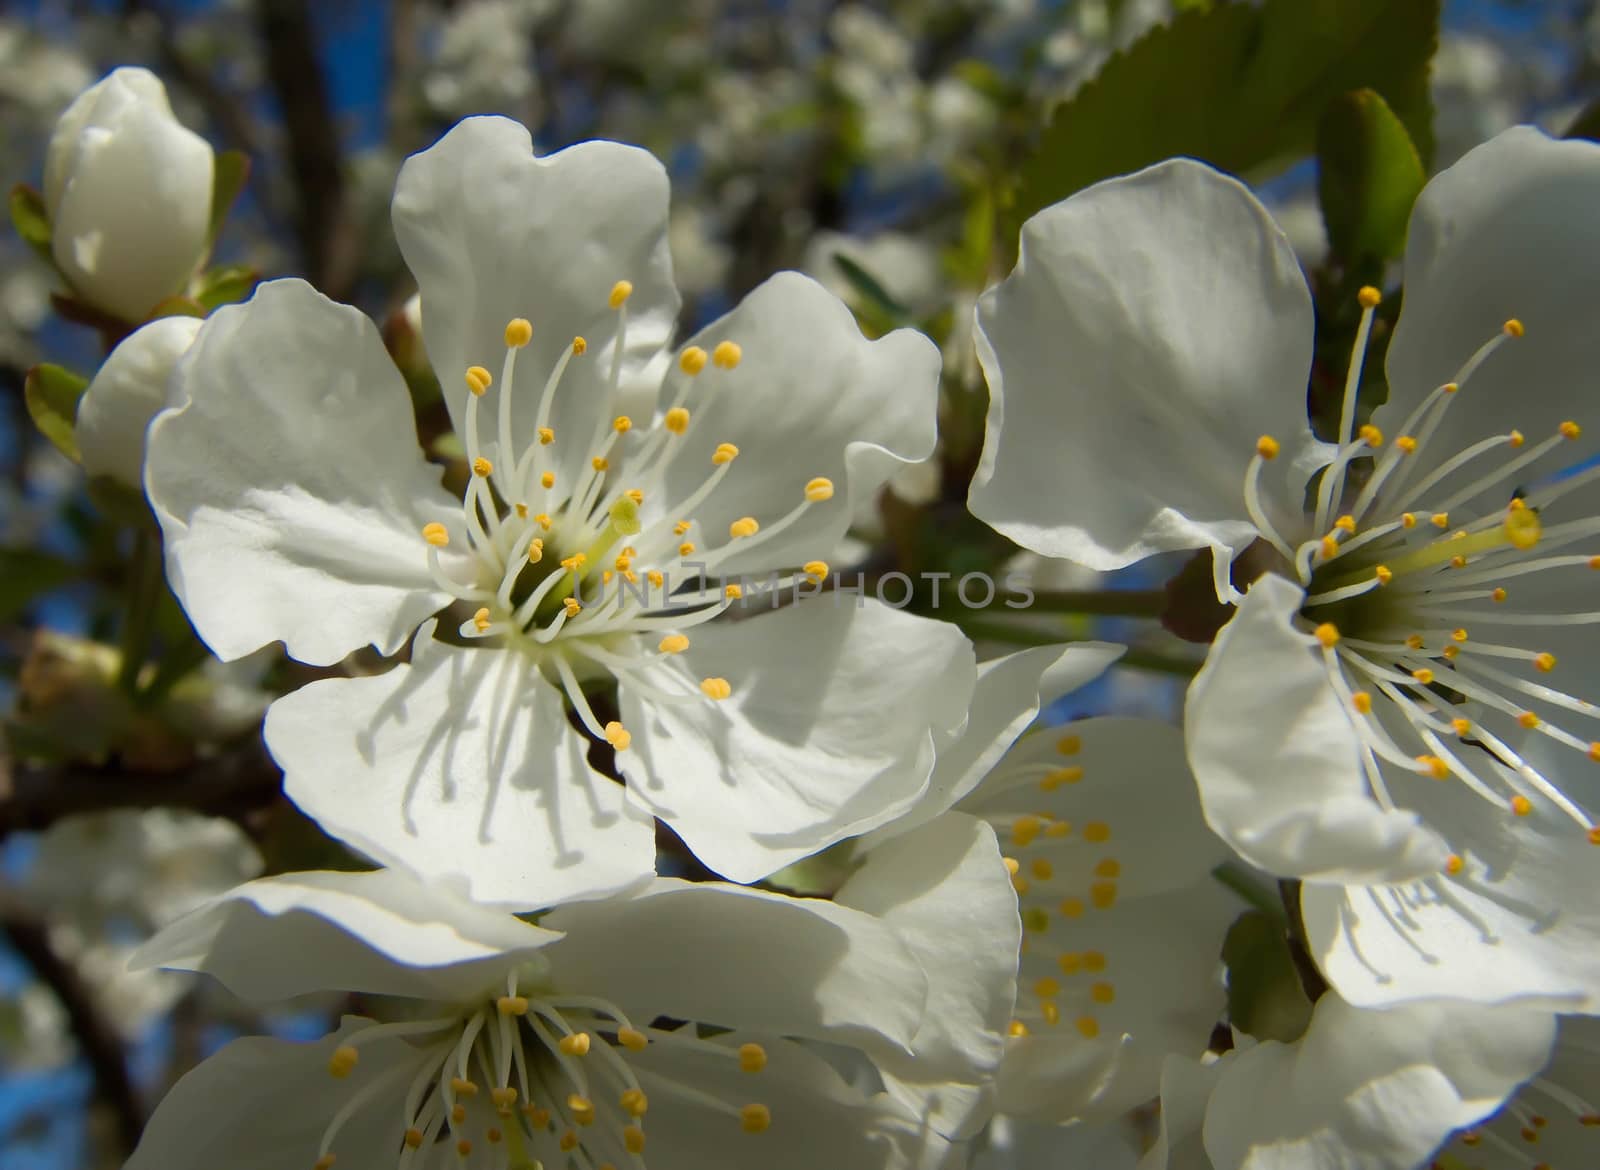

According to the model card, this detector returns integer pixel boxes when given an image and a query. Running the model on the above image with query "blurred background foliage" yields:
[0,0,1596,1166]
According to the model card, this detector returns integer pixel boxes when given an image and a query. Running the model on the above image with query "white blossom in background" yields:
[122,859,1018,1170]
[847,641,1240,1138]
[420,0,553,122]
[144,115,972,909]
[970,129,1600,1012]
[803,229,945,320]
[44,66,213,322]
[74,314,203,488]
[1137,994,1559,1170]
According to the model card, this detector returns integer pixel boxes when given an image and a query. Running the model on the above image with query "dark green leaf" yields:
[1222,910,1314,1044]
[1318,89,1425,263]
[194,264,259,311]
[24,363,89,463]
[207,150,251,246]
[0,548,77,622]
[9,184,53,265]
[1014,0,1438,227]
[830,252,909,320]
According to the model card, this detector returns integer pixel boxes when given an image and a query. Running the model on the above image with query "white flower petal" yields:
[836,814,1020,1101]
[626,1034,960,1170]
[1385,127,1600,472]
[126,1022,415,1170]
[130,868,559,1004]
[653,271,941,575]
[146,279,458,665]
[1201,994,1557,1170]
[391,115,678,488]
[267,632,656,910]
[620,598,975,882]
[875,642,1124,843]
[541,878,928,1057]
[1137,1055,1226,1170]
[1186,575,1449,883]
[969,159,1328,571]
[75,315,202,488]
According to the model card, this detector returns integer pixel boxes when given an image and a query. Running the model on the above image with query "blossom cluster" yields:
[11,33,1600,1170]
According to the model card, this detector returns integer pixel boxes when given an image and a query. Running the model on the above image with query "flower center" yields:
[1445,1063,1600,1169]
[418,281,834,750]
[1244,287,1600,860]
[312,970,773,1169]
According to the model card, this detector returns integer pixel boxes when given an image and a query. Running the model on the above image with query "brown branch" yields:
[0,893,145,1154]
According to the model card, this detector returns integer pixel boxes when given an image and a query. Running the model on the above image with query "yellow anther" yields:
[729,516,760,539]
[1450,555,1468,569]
[1314,623,1340,649]
[618,1027,649,1050]
[472,456,493,477]
[605,722,631,751]
[622,1125,646,1154]
[497,995,529,1016]
[1082,821,1111,843]
[1401,512,1417,529]
[1442,644,1460,661]
[568,1093,595,1124]
[1452,628,1468,643]
[315,1156,336,1170]
[1040,1000,1060,1026]
[1443,381,1460,394]
[609,280,634,309]
[559,1130,578,1151]
[492,1086,519,1112]
[328,1045,359,1078]
[515,503,529,519]
[1058,897,1085,919]
[1351,691,1373,714]
[451,1104,467,1125]
[504,318,533,348]
[1452,718,1472,736]
[1504,318,1525,338]
[1320,535,1340,559]
[803,560,829,582]
[1374,565,1392,585]
[451,1077,479,1098]
[541,471,556,489]
[1561,420,1583,440]
[673,519,692,535]
[1411,668,1435,685]
[1034,976,1061,998]
[535,512,552,530]
[1042,766,1084,790]
[679,542,696,556]
[1334,514,1356,533]
[680,346,708,375]
[1094,858,1121,878]
[1089,882,1117,909]
[609,416,632,436]
[1512,794,1533,817]
[1057,733,1082,755]
[486,1128,502,1144]
[563,597,581,617]
[1446,854,1465,876]
[1030,857,1054,880]
[404,1128,425,1149]
[559,1032,591,1057]
[1518,711,1541,730]
[1417,755,1450,780]
[1012,815,1042,847]
[740,1104,771,1133]
[465,365,493,395]
[572,336,587,355]
[1359,424,1384,448]
[1405,633,1425,650]
[804,476,835,502]
[1491,587,1508,603]
[1357,285,1382,308]
[1043,819,1071,839]
[1431,512,1449,529]
[739,1042,767,1072]
[1075,1016,1100,1039]
[1589,826,1600,845]
[1002,856,1020,876]
[1396,437,1417,455]
[713,340,742,369]
[524,1105,551,1127]
[620,1088,649,1117]
[561,553,586,571]
[1509,430,1526,448]
[1535,652,1557,673]
[646,569,663,587]
[665,407,690,434]
[1504,503,1542,550]
[712,442,740,465]
[422,522,450,547]
[724,583,743,600]
[1058,952,1084,975]
[1255,435,1280,460]
[592,456,610,472]
[700,677,732,700]
[659,634,689,655]
[1090,981,1116,1004]
[1007,1019,1029,1037]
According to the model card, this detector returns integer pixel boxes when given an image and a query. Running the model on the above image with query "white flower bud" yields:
[44,67,214,322]
[75,315,203,488]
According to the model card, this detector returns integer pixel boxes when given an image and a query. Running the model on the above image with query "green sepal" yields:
[9,184,53,265]
[24,362,90,463]
[1222,909,1315,1044]
[1317,88,1426,264]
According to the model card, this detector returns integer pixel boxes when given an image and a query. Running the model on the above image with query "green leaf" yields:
[1317,89,1425,263]
[1222,910,1314,1044]
[207,150,251,246]
[830,253,909,320]
[147,295,208,320]
[24,363,89,463]
[8,184,53,265]
[194,263,259,311]
[1014,0,1438,227]
[0,548,77,622]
